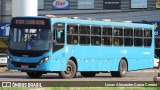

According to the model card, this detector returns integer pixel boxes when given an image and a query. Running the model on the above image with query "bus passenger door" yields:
[53,23,65,53]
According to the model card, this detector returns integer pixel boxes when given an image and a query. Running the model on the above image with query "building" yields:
[0,0,160,22]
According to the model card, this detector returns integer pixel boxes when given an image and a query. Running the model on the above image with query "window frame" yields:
[102,26,113,46]
[79,25,91,45]
[134,28,143,47]
[144,28,152,47]
[124,27,133,46]
[113,27,123,46]
[67,24,79,45]
[91,25,101,46]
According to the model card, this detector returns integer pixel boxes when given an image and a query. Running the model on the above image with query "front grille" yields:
[12,61,38,68]
[8,49,49,57]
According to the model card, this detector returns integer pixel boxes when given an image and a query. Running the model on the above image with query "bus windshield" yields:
[9,28,51,51]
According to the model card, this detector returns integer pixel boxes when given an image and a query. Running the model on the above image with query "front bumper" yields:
[7,58,67,72]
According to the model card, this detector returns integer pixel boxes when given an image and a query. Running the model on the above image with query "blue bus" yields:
[7,16,154,79]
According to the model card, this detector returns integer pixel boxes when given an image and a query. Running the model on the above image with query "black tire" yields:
[26,71,43,78]
[59,60,76,79]
[81,72,96,77]
[111,59,127,77]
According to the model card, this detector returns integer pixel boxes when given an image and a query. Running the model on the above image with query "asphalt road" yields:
[0,68,159,81]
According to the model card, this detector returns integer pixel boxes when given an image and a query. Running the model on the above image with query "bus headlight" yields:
[39,56,50,64]
[7,55,12,61]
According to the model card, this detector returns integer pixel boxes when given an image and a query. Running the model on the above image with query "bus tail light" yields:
[39,56,50,64]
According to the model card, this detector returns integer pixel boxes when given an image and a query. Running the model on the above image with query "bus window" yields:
[53,23,65,44]
[134,28,142,37]
[124,28,133,36]
[91,26,101,35]
[134,28,143,46]
[144,28,152,47]
[124,28,133,46]
[113,27,123,46]
[54,29,64,44]
[103,27,112,36]
[91,26,101,45]
[80,36,90,45]
[79,25,90,45]
[102,26,112,45]
[79,25,90,35]
[91,36,101,45]
[114,37,123,46]
[67,24,78,44]
[114,27,122,36]
[102,37,112,45]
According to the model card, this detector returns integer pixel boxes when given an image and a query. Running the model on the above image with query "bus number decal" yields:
[120,50,128,54]
[143,52,151,55]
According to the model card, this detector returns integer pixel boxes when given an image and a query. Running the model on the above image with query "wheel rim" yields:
[120,61,127,75]
[65,64,73,74]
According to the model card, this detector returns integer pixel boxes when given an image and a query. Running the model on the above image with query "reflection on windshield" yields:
[9,28,51,50]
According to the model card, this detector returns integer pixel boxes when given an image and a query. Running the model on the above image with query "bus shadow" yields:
[0,74,138,79]
[0,74,62,79]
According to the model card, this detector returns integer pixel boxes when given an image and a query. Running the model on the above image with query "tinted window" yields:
[79,25,90,45]
[114,27,122,36]
[113,27,123,46]
[91,26,101,35]
[91,36,101,45]
[134,28,143,46]
[67,24,78,44]
[134,28,142,37]
[124,28,133,36]
[67,25,78,34]
[91,26,101,45]
[102,26,112,46]
[113,37,123,46]
[103,27,112,36]
[79,25,90,35]
[144,29,152,47]
[124,28,133,46]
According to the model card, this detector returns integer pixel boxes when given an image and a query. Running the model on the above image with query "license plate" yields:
[21,65,28,68]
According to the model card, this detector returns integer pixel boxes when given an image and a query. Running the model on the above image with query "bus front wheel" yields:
[26,71,43,78]
[59,60,76,79]
[111,59,127,77]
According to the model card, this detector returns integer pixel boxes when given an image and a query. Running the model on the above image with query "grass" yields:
[0,87,160,90]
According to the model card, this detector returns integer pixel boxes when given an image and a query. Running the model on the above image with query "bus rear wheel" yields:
[81,72,96,77]
[59,60,76,79]
[111,59,127,77]
[26,71,43,78]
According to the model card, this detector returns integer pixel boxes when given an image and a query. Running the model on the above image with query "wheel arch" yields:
[69,56,78,71]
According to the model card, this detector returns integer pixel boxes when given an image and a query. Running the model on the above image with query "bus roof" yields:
[50,18,153,29]
[13,16,153,28]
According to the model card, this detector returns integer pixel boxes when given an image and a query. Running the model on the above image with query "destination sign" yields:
[15,20,45,25]
[10,18,51,29]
